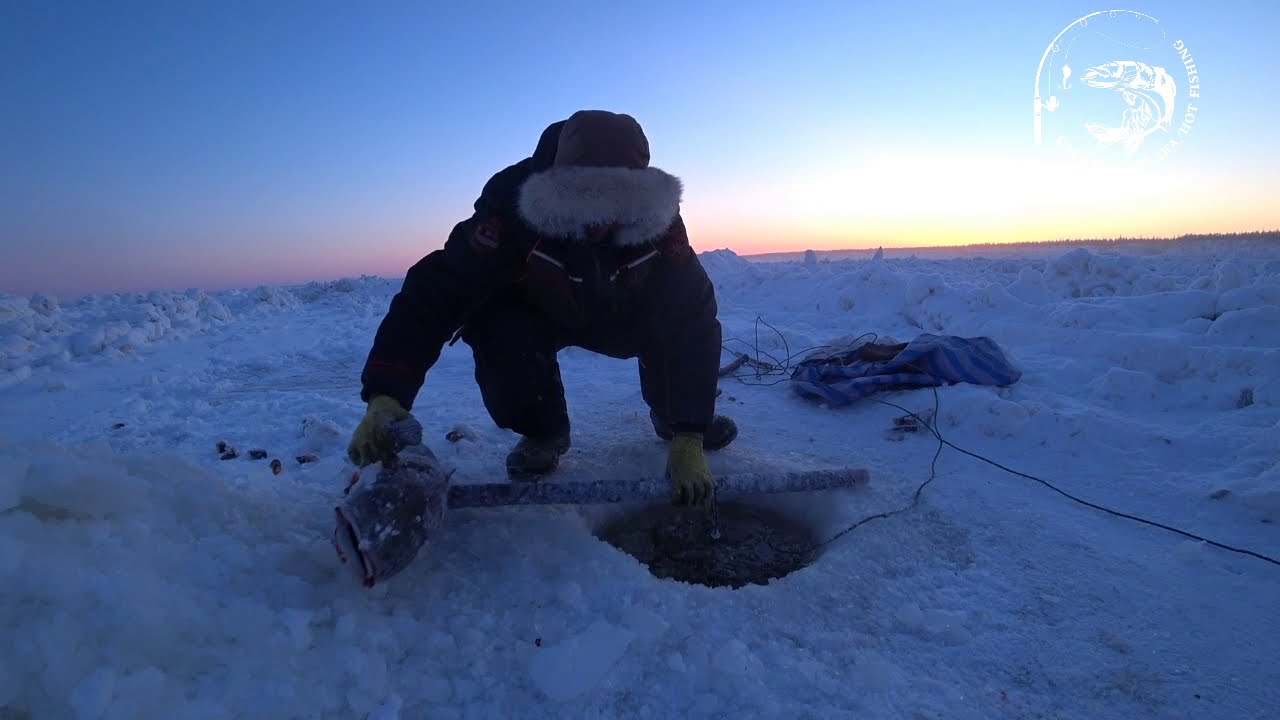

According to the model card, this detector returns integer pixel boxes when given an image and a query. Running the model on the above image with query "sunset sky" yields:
[3,0,1277,297]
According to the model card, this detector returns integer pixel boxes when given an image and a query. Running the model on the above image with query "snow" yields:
[527,619,635,702]
[1,237,1279,718]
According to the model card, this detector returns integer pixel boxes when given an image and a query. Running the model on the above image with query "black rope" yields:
[721,322,1280,568]
[817,386,944,548]
[816,387,1280,568]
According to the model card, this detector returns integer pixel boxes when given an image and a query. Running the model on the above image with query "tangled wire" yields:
[718,315,881,388]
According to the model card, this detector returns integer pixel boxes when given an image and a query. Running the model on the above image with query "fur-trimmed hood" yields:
[516,165,683,247]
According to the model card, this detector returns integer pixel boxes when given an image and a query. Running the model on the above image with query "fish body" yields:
[1080,60,1177,153]
[333,420,448,587]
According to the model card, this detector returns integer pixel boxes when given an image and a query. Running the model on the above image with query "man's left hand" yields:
[666,433,714,506]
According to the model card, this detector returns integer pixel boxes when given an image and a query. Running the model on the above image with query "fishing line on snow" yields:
[718,317,1280,568]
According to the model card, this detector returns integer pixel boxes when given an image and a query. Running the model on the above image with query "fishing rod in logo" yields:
[1033,9,1201,160]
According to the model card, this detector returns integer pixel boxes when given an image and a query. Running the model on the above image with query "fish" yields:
[333,418,449,587]
[1080,60,1177,154]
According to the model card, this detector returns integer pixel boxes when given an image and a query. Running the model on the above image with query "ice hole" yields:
[594,500,819,589]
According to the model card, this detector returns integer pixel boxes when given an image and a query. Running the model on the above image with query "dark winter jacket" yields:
[359,117,722,432]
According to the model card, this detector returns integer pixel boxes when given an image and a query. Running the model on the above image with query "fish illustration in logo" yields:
[1079,60,1177,155]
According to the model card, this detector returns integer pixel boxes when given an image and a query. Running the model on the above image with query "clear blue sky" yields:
[3,0,1277,297]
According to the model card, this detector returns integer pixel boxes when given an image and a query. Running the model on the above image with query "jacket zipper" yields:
[593,252,613,316]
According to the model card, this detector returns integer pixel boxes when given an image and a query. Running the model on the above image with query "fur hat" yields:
[552,110,651,169]
[517,110,681,246]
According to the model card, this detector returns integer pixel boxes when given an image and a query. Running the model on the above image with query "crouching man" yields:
[347,110,736,506]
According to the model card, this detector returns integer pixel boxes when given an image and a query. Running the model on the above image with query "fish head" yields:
[1081,61,1132,89]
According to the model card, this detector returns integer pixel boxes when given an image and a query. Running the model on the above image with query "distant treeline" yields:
[746,230,1279,260]
[960,230,1279,250]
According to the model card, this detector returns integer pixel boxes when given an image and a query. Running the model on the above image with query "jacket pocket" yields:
[519,248,585,327]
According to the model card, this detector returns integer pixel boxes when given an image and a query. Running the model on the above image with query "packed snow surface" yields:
[2,237,1278,718]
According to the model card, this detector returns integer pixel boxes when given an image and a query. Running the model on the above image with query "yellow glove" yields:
[666,433,714,506]
[347,395,412,466]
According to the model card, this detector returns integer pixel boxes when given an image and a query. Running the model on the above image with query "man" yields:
[346,110,736,506]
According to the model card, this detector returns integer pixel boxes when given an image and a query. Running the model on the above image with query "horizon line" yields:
[739,229,1280,258]
[10,229,1278,301]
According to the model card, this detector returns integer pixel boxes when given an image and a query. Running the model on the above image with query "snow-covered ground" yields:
[2,237,1278,719]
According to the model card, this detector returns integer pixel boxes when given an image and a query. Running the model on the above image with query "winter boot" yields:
[650,409,738,451]
[506,427,571,480]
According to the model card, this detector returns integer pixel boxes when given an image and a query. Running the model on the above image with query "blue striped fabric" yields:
[789,333,1022,406]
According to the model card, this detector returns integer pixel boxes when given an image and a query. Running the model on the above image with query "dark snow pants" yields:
[459,299,679,439]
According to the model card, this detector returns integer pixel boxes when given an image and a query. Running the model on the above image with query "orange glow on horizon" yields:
[679,150,1280,255]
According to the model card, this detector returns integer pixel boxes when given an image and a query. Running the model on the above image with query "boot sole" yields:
[652,428,737,451]
[506,438,571,481]
[507,463,558,481]
[705,423,738,451]
[652,415,738,451]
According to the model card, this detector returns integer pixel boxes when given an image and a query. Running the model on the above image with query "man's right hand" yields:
[347,395,413,466]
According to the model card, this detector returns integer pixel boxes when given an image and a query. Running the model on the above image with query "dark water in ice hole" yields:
[596,501,819,589]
